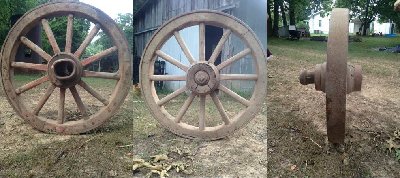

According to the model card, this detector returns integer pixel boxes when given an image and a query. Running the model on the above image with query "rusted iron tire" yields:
[140,10,267,140]
[0,1,132,134]
[326,8,349,144]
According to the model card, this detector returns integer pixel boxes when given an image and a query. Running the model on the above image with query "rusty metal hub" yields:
[48,53,83,88]
[186,63,220,95]
[299,62,362,94]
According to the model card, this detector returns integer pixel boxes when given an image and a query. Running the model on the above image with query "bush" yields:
[310,36,327,42]
[349,36,362,42]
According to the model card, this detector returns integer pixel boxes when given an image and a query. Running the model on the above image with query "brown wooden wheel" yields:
[299,8,363,144]
[140,10,267,140]
[0,1,132,134]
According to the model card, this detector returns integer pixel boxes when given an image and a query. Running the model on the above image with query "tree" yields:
[267,0,273,37]
[0,0,38,46]
[88,13,133,72]
[376,0,400,32]
[336,0,379,36]
[273,0,280,36]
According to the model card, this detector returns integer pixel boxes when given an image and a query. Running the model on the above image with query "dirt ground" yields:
[0,78,133,177]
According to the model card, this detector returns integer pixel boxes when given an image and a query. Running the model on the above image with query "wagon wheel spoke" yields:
[209,29,231,64]
[157,86,186,106]
[20,36,52,61]
[218,84,250,106]
[33,84,56,115]
[210,92,230,125]
[82,70,120,80]
[156,50,189,71]
[70,86,88,116]
[58,88,66,124]
[217,48,251,70]
[15,76,49,95]
[150,75,186,81]
[81,46,117,67]
[41,19,61,54]
[220,74,258,80]
[174,31,195,64]
[174,93,196,123]
[74,24,101,58]
[65,14,74,53]
[199,23,205,62]
[11,62,47,71]
[199,95,206,130]
[78,80,109,105]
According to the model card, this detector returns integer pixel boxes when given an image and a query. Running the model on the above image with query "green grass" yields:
[269,36,400,61]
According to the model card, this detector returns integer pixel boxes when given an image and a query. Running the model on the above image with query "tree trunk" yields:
[273,0,280,36]
[267,0,273,37]
[362,0,370,36]
[280,0,288,27]
[288,0,295,25]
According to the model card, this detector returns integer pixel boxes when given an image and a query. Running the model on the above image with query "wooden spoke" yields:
[81,46,117,67]
[15,76,49,95]
[83,70,119,80]
[220,74,258,80]
[210,92,230,125]
[217,48,251,70]
[218,85,250,106]
[156,50,189,72]
[199,95,206,130]
[150,75,186,81]
[199,23,205,62]
[20,36,52,61]
[78,80,109,105]
[70,86,88,116]
[209,29,231,64]
[11,62,47,71]
[33,84,56,115]
[74,24,101,58]
[174,93,196,123]
[157,86,186,106]
[174,31,196,64]
[58,88,66,124]
[41,19,61,54]
[65,14,74,53]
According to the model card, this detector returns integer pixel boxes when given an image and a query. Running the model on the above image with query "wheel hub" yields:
[186,63,219,94]
[48,53,83,88]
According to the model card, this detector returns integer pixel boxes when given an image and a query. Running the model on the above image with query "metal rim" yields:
[140,10,267,140]
[0,2,132,134]
[326,8,349,144]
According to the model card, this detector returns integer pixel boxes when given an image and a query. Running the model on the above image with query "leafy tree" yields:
[41,17,91,55]
[0,0,38,46]
[87,13,133,72]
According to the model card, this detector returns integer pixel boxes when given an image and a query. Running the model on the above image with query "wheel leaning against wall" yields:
[140,10,267,140]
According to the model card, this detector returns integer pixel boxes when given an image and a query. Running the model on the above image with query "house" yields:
[309,11,396,35]
[133,0,267,91]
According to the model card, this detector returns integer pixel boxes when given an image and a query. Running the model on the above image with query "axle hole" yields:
[54,60,75,78]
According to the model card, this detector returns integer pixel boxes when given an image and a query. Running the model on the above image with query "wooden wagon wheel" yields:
[140,10,267,140]
[0,1,132,134]
[299,8,362,144]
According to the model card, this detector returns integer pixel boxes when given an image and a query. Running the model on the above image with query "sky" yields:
[80,0,134,19]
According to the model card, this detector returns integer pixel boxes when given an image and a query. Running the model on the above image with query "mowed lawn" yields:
[267,36,400,177]
[0,76,133,177]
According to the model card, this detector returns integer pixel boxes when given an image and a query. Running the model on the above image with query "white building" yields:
[309,11,395,35]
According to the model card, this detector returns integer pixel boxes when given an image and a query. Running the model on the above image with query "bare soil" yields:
[0,79,133,177]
